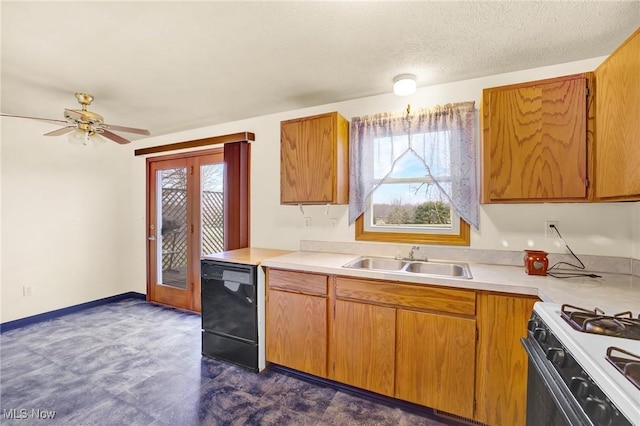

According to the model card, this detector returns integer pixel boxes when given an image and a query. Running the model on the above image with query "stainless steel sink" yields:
[344,257,406,271]
[404,261,472,278]
[342,256,472,279]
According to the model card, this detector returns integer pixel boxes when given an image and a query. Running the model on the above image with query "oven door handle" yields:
[522,338,592,426]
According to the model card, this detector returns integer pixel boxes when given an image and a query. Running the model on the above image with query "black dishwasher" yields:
[201,259,258,371]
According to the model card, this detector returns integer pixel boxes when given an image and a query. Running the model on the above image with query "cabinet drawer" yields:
[267,269,328,296]
[335,277,476,316]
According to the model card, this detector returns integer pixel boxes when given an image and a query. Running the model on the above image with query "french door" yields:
[147,150,224,312]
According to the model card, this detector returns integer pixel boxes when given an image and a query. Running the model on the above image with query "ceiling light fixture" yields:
[67,124,106,147]
[67,128,91,145]
[393,74,417,96]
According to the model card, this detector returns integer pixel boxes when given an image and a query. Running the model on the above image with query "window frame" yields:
[355,214,470,245]
[354,126,471,246]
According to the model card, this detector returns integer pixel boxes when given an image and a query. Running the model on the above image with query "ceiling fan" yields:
[0,93,151,145]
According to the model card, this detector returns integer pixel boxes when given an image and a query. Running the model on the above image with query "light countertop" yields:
[261,251,640,314]
[202,247,292,266]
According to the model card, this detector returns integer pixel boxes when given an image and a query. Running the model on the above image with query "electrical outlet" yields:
[23,285,32,297]
[304,217,311,227]
[545,221,559,238]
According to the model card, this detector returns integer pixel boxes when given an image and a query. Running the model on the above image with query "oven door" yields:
[522,338,592,426]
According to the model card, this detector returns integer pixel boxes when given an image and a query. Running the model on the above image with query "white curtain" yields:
[348,101,479,229]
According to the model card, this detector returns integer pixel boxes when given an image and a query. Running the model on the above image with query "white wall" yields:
[1,120,134,322]
[3,55,637,322]
[127,56,636,297]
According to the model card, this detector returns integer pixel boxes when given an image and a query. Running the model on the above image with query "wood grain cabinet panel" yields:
[332,300,396,396]
[266,267,541,425]
[396,309,476,419]
[266,289,327,377]
[482,74,591,202]
[280,111,349,204]
[267,269,328,295]
[335,277,476,315]
[595,28,640,200]
[475,293,538,426]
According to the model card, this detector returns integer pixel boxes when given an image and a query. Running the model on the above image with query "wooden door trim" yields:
[223,141,251,250]
[142,147,226,162]
[135,132,255,156]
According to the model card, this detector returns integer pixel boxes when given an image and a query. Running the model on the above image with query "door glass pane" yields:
[201,163,224,256]
[156,167,188,289]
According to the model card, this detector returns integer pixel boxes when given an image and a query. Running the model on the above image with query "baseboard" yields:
[0,292,146,333]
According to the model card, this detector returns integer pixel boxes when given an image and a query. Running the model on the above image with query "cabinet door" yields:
[482,74,589,202]
[281,113,336,204]
[475,293,538,426]
[332,300,396,396]
[280,112,349,204]
[396,309,476,419]
[266,289,327,377]
[595,28,640,200]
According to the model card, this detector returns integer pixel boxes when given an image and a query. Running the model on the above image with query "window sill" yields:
[355,216,470,246]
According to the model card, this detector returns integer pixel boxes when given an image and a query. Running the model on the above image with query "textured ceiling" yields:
[1,1,639,140]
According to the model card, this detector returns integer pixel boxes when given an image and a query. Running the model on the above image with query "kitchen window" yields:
[349,102,478,245]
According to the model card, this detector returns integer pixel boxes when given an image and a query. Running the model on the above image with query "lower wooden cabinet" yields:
[265,268,538,426]
[475,292,538,426]
[332,300,396,396]
[266,289,328,377]
[332,276,477,418]
[396,309,476,419]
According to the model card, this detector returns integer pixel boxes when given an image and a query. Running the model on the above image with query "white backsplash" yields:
[300,240,635,275]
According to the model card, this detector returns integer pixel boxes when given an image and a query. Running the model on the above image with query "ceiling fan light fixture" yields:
[90,133,107,148]
[2,93,150,145]
[67,128,92,146]
[393,74,417,96]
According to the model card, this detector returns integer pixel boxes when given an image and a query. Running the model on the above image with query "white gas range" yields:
[524,302,640,426]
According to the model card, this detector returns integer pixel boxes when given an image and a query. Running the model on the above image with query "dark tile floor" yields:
[1,298,457,425]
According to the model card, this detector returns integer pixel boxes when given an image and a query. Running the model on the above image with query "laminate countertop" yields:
[261,251,640,314]
[202,247,292,266]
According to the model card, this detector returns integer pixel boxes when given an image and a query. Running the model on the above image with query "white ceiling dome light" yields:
[393,74,417,96]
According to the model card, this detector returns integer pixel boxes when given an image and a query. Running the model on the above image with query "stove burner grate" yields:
[606,347,640,391]
[560,304,640,341]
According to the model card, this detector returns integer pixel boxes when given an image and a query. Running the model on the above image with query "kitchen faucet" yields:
[395,245,427,261]
[409,245,422,261]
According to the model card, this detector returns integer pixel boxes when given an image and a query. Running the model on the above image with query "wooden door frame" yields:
[145,144,250,312]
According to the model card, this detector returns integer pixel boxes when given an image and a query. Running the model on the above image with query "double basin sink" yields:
[342,256,472,279]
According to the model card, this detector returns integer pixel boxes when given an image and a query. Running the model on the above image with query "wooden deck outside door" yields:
[147,151,224,312]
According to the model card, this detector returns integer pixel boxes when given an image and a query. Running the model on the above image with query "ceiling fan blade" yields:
[103,123,151,135]
[1,113,68,125]
[101,129,131,144]
[44,126,75,136]
[64,109,85,121]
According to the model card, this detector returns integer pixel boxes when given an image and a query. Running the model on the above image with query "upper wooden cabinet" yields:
[280,111,349,204]
[482,73,592,203]
[594,28,640,201]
